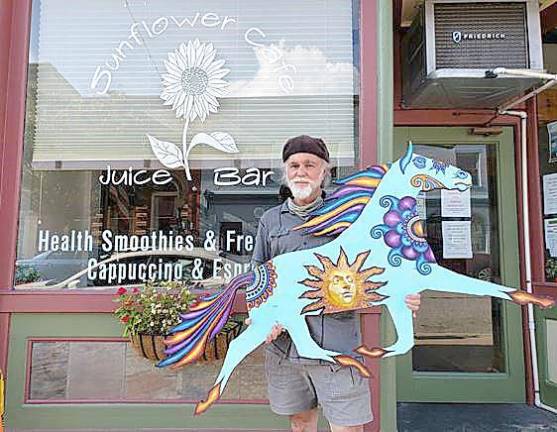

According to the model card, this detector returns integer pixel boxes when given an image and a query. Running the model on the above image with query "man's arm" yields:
[251,218,270,269]
[248,216,285,340]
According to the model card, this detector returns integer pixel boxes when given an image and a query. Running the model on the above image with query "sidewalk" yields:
[6,404,557,431]
[397,403,557,431]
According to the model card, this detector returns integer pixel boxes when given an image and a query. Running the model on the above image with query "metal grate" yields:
[434,2,529,69]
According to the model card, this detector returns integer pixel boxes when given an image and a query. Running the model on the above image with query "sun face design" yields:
[299,248,386,314]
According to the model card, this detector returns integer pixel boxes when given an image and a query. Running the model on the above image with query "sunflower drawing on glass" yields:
[147,39,239,181]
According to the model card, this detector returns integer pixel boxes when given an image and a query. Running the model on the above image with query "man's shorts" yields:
[265,350,373,427]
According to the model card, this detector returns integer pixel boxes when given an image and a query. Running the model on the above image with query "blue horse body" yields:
[157,144,554,415]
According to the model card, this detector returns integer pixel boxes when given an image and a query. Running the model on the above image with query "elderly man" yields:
[251,135,420,432]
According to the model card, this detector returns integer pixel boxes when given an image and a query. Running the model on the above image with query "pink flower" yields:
[116,287,127,296]
[121,315,130,323]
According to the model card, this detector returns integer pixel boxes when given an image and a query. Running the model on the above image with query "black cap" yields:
[282,135,330,163]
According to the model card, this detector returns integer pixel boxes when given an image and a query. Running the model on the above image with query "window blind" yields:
[30,0,359,170]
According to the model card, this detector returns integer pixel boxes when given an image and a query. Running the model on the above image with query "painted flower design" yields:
[147,40,238,181]
[371,195,436,275]
[412,156,426,169]
[161,39,230,122]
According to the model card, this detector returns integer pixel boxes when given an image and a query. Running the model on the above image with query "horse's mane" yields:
[294,164,390,237]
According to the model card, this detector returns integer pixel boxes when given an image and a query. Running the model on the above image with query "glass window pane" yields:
[546,319,557,385]
[536,85,557,284]
[411,144,505,373]
[16,0,361,289]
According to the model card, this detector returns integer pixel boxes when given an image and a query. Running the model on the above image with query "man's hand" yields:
[404,293,421,318]
[244,318,284,343]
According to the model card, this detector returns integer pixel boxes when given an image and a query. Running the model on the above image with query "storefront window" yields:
[537,123,557,284]
[538,39,557,284]
[16,0,361,290]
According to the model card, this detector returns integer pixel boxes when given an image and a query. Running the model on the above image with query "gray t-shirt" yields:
[251,200,361,364]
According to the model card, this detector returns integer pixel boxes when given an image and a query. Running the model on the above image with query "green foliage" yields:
[546,258,557,282]
[112,281,195,337]
[15,265,42,284]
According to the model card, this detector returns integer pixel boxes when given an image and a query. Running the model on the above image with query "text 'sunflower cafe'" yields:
[1,0,557,431]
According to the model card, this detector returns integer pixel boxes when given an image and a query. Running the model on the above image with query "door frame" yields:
[394,126,526,403]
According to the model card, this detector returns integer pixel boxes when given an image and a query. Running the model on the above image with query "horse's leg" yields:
[356,302,414,359]
[194,318,271,415]
[287,317,372,378]
[427,265,554,308]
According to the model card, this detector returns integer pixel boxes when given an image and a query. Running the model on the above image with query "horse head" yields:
[398,143,472,194]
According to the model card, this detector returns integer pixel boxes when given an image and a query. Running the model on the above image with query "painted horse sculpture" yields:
[157,144,554,414]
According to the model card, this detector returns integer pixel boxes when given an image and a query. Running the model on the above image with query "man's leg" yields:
[308,363,372,430]
[329,423,363,432]
[265,350,319,431]
[290,408,319,432]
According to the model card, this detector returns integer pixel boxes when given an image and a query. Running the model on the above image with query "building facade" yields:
[0,0,555,431]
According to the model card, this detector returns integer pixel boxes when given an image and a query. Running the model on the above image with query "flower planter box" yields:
[129,320,242,364]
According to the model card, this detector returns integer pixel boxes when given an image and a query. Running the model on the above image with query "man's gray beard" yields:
[288,180,318,200]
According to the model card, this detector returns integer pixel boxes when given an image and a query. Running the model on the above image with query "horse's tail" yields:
[156,271,255,369]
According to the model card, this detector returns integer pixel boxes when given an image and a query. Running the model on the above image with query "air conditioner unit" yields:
[401,0,543,108]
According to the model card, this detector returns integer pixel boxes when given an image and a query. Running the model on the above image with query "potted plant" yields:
[113,281,242,363]
[546,258,557,283]
[14,265,42,284]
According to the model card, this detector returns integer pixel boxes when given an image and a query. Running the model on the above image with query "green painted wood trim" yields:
[376,0,394,166]
[376,1,396,430]
[380,310,397,432]
[535,307,557,408]
[393,127,526,403]
[6,403,287,430]
[5,313,293,430]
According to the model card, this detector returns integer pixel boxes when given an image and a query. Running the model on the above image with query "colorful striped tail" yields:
[294,164,389,237]
[156,272,254,369]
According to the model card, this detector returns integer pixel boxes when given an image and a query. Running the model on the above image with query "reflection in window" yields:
[16,0,361,289]
[537,88,557,283]
[29,338,267,402]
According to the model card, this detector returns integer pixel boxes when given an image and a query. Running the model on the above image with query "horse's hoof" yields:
[355,345,390,358]
[334,354,373,378]
[194,383,222,415]
[510,291,555,309]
